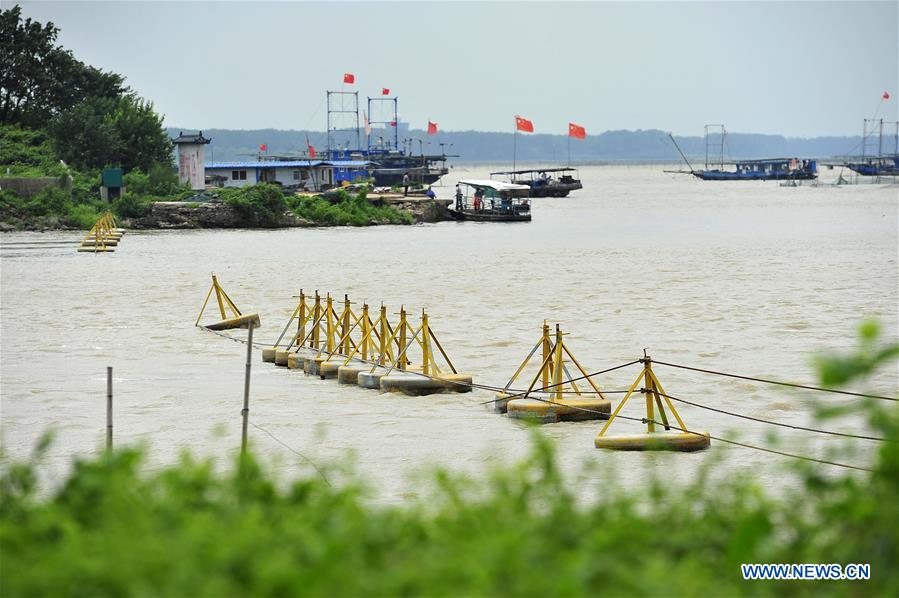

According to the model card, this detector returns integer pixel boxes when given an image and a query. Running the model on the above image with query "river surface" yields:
[2,164,897,501]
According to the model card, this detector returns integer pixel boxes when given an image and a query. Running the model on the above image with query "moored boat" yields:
[489,167,583,197]
[448,180,532,222]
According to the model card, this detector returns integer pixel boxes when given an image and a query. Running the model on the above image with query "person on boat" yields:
[473,188,483,211]
[455,184,463,211]
[402,172,410,196]
[425,186,436,199]
[538,171,548,186]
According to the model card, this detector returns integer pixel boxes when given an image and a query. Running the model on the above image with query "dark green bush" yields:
[65,203,101,229]
[124,163,183,197]
[292,188,413,226]
[221,184,290,227]
[111,191,152,219]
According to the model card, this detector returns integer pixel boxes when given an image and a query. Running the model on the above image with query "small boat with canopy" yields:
[449,180,532,222]
[490,167,583,197]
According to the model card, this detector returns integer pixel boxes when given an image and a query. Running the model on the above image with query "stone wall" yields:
[0,176,72,198]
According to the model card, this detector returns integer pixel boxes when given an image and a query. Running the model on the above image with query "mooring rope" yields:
[651,359,897,402]
[250,422,331,487]
[653,389,889,442]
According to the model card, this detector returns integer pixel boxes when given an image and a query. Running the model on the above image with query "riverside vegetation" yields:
[0,6,410,231]
[1,322,896,596]
[221,185,412,227]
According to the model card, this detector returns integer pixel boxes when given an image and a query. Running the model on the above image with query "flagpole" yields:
[513,125,517,175]
[568,134,571,168]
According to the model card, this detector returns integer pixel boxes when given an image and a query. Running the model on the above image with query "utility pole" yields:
[241,322,254,457]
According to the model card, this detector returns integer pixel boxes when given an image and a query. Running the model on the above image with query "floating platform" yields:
[378,370,473,396]
[379,372,446,396]
[262,347,277,362]
[204,313,260,331]
[594,432,711,452]
[507,397,611,423]
[77,247,115,253]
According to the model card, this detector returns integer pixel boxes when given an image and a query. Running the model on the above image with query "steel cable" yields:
[652,389,889,442]
[652,359,896,402]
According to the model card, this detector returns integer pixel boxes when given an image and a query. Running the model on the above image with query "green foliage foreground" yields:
[1,326,896,596]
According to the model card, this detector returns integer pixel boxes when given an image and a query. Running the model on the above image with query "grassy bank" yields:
[222,184,413,227]
[1,324,896,596]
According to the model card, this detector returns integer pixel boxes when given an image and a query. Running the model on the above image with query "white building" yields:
[172,131,211,191]
[205,160,369,191]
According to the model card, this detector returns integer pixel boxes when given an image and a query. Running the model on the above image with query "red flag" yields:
[308,145,316,158]
[343,73,355,84]
[259,143,267,152]
[382,88,390,95]
[515,115,534,133]
[884,91,891,100]
[427,121,438,135]
[568,122,586,139]
[388,121,397,127]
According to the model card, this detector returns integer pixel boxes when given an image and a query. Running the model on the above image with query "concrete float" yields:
[506,396,611,424]
[594,432,711,451]
[337,362,371,384]
[493,392,513,413]
[357,366,394,389]
[274,349,292,366]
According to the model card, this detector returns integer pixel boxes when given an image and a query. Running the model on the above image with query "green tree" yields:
[0,5,125,127]
[46,97,121,171]
[109,95,172,172]
[48,95,172,172]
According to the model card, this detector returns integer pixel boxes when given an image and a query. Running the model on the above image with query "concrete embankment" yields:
[129,196,452,229]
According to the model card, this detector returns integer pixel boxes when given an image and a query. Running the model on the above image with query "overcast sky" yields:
[18,1,898,137]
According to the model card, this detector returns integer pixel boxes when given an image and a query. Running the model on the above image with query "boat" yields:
[489,167,583,197]
[841,119,899,176]
[844,155,899,176]
[323,91,452,187]
[448,180,532,222]
[668,126,818,181]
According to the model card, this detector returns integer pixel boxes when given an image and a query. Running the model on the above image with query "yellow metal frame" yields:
[80,210,120,252]
[596,354,688,437]
[503,323,606,403]
[377,308,458,378]
[195,274,243,326]
[345,303,395,366]
[267,290,312,352]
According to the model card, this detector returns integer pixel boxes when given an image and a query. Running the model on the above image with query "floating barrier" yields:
[594,353,710,451]
[372,307,472,395]
[195,274,261,331]
[78,211,123,253]
[502,323,611,423]
[253,288,472,396]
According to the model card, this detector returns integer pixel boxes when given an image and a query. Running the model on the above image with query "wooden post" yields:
[241,322,254,457]
[106,366,113,452]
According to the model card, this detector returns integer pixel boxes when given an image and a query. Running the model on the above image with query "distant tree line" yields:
[180,127,865,164]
